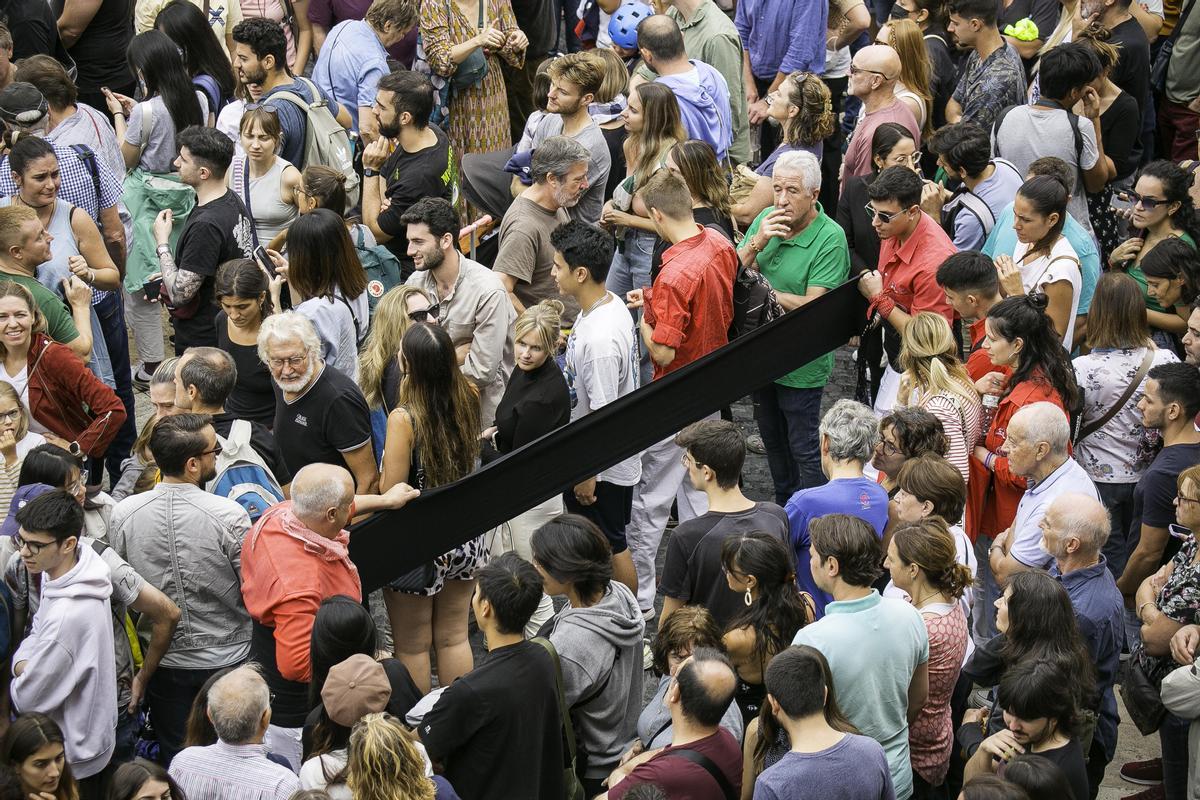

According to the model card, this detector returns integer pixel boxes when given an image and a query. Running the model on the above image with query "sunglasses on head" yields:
[408,304,440,323]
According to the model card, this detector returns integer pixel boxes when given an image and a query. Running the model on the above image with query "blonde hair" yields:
[514,299,563,353]
[897,312,980,409]
[359,285,432,408]
[879,19,933,138]
[0,381,30,441]
[0,281,47,358]
[0,205,38,252]
[547,51,603,98]
[346,714,435,800]
[1038,0,1079,59]
[591,47,629,104]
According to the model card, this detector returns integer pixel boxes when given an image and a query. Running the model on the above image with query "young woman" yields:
[590,48,630,201]
[970,293,1079,543]
[217,78,263,157]
[884,517,972,795]
[1111,160,1200,347]
[837,123,920,275]
[0,382,46,517]
[720,531,813,727]
[346,713,457,800]
[16,443,112,543]
[271,210,369,381]
[230,107,302,249]
[734,73,835,229]
[666,140,737,242]
[876,18,934,138]
[215,258,277,427]
[271,166,374,252]
[0,282,125,469]
[108,758,185,800]
[153,0,236,122]
[994,175,1082,348]
[531,514,644,798]
[359,285,438,456]
[1073,273,1178,573]
[483,301,570,635]
[0,714,77,800]
[380,323,482,695]
[891,0,958,130]
[896,312,982,486]
[1140,234,1200,359]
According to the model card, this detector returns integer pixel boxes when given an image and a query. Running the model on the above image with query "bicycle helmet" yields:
[609,2,654,50]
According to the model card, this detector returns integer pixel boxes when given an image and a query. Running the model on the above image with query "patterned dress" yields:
[420,0,525,159]
[910,603,969,787]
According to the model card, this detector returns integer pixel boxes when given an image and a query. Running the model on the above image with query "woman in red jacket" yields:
[0,282,125,465]
[968,291,1081,543]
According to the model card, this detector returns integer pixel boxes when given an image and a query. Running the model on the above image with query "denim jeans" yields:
[752,383,825,506]
[1161,712,1190,800]
[1095,481,1136,579]
[146,664,231,765]
[606,228,657,387]
[91,291,138,486]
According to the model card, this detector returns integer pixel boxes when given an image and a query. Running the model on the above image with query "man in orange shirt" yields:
[240,462,418,770]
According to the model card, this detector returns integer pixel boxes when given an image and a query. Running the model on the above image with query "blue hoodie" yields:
[656,61,733,163]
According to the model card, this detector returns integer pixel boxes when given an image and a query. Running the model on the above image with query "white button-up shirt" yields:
[1010,456,1099,569]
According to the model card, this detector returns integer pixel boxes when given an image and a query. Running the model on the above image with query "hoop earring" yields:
[744,588,753,606]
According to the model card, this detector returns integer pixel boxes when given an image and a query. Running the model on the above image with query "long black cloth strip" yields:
[350,278,869,592]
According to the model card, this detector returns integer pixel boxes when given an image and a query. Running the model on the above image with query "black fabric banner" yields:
[350,279,869,592]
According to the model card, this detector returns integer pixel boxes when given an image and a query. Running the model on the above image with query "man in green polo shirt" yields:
[737,149,849,505]
[0,205,89,359]
[631,0,750,165]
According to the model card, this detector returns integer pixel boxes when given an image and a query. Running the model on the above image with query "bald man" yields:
[240,463,419,769]
[840,44,921,190]
[1041,492,1123,795]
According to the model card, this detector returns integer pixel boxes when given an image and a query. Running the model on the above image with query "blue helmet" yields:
[608,2,654,50]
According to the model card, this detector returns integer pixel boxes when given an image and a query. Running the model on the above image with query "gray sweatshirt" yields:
[548,580,645,779]
[1162,662,1200,800]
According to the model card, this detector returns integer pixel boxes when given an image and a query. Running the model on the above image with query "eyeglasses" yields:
[680,452,704,469]
[408,303,440,323]
[1126,191,1171,209]
[199,444,223,458]
[14,533,57,555]
[0,409,21,423]
[267,355,309,370]
[1177,493,1200,505]
[893,152,923,167]
[865,203,903,223]
[850,65,894,80]
[877,439,901,456]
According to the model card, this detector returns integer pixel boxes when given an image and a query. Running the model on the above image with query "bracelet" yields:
[1138,600,1157,620]
[748,236,764,254]
[985,452,996,470]
[87,268,96,284]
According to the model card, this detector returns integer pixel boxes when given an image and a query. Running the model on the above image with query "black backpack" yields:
[729,262,784,339]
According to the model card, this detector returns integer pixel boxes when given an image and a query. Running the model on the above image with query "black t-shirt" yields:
[1129,443,1200,565]
[420,640,565,800]
[216,311,278,428]
[273,364,373,476]
[1101,91,1142,181]
[1025,740,1090,800]
[493,359,570,453]
[998,0,1060,58]
[924,28,960,129]
[510,0,558,56]
[211,411,294,485]
[377,124,456,272]
[173,190,254,351]
[0,0,67,62]
[602,125,628,201]
[1108,17,1151,117]
[659,502,790,629]
[51,0,133,92]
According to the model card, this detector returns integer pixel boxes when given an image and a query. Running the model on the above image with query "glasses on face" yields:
[198,444,223,459]
[680,452,704,469]
[1127,191,1170,209]
[15,533,57,556]
[893,151,922,167]
[865,203,903,223]
[850,65,891,79]
[408,303,440,323]
[0,409,20,423]
[268,355,308,371]
[877,439,901,456]
[1177,493,1200,505]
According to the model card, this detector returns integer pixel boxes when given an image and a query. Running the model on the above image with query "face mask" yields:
[889,3,910,19]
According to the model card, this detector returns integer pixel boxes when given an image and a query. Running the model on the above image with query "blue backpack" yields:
[206,419,284,521]
[353,225,403,318]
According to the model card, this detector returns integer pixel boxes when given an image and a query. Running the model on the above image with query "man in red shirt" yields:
[857,166,957,414]
[622,169,736,614]
[935,250,1007,383]
[240,462,418,768]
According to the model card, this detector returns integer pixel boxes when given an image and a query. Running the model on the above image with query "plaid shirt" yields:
[0,142,123,304]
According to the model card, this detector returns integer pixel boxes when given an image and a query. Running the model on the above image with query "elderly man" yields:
[258,312,377,492]
[169,665,300,800]
[840,45,920,189]
[737,151,850,502]
[603,648,742,799]
[1041,493,1123,797]
[496,136,591,323]
[987,402,1099,584]
[240,463,418,769]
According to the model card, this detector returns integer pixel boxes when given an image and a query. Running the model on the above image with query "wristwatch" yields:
[363,168,381,178]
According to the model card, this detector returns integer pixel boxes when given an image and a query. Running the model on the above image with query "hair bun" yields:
[1083,21,1111,41]
[1026,291,1050,311]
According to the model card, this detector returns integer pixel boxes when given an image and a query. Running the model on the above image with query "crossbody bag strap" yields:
[531,637,579,765]
[236,156,260,249]
[1026,253,1080,292]
[661,748,737,800]
[1078,347,1155,441]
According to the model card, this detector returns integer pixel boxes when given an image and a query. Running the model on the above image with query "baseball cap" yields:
[0,83,50,129]
[0,483,57,538]
[320,654,391,728]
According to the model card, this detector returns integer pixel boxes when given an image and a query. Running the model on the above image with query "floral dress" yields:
[420,0,524,159]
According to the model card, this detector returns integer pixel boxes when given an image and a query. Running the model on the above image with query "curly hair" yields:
[780,72,835,148]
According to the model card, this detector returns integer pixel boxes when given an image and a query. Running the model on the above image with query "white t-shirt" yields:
[565,292,641,486]
[1016,236,1082,348]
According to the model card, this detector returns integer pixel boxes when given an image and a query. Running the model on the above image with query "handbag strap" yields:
[661,747,737,800]
[531,637,579,767]
[235,156,261,249]
[1078,347,1155,441]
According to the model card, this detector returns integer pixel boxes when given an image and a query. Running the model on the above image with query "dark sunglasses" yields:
[1125,191,1171,210]
[865,203,904,223]
[243,102,280,116]
[408,304,440,323]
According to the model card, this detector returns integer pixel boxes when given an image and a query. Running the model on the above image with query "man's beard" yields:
[378,115,401,139]
[240,64,267,86]
[276,359,315,393]
[554,184,582,209]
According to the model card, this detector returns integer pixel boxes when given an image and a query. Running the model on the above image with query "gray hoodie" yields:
[548,580,645,779]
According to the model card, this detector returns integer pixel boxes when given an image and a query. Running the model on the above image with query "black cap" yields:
[0,83,49,128]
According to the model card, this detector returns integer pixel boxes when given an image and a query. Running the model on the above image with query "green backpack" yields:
[353,225,403,317]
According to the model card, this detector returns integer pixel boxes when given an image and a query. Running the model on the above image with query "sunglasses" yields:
[408,304,440,323]
[1125,191,1171,210]
[865,203,905,223]
[243,102,280,116]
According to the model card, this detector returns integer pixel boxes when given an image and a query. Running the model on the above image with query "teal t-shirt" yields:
[744,204,849,389]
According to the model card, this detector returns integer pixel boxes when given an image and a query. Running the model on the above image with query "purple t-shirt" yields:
[754,734,895,800]
[785,477,890,618]
[306,0,416,65]
[755,141,824,177]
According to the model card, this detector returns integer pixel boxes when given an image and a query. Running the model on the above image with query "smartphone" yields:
[253,245,274,274]
[142,276,163,303]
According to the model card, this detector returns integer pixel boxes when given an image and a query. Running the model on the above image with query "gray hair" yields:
[1050,493,1110,556]
[1011,401,1070,457]
[151,356,181,388]
[207,665,270,744]
[257,311,321,364]
[291,464,354,519]
[772,150,821,193]
[819,399,880,462]
[532,136,590,184]
[179,347,238,407]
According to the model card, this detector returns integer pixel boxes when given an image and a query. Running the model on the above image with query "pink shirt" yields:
[840,99,922,190]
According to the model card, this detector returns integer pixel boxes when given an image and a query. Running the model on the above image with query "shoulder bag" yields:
[1077,347,1154,442]
[531,637,586,800]
[661,748,737,800]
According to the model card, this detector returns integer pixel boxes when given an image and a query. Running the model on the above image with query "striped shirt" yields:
[170,741,300,800]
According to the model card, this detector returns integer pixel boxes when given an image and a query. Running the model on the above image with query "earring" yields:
[744,588,753,606]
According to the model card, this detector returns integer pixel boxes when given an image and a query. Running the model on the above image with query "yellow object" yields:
[1003,17,1040,40]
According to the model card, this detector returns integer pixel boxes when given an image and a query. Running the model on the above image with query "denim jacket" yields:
[110,482,252,669]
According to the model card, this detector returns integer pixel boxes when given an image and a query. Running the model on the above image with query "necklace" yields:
[581,292,611,317]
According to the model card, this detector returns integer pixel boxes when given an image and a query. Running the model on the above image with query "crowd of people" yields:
[0,0,1196,797]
